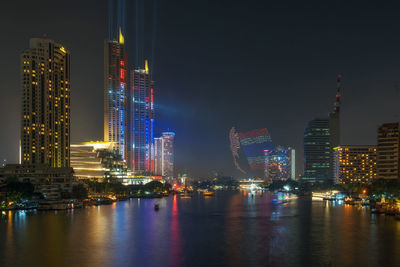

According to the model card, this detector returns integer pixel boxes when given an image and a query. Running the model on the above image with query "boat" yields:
[203,191,214,196]
[180,193,192,199]
[154,204,159,211]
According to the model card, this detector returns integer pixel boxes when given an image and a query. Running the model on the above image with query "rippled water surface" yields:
[1,191,400,267]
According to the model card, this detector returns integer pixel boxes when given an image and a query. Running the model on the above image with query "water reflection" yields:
[1,192,400,267]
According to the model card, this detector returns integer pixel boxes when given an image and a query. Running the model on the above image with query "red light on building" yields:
[151,89,154,103]
[120,69,125,80]
[120,60,125,67]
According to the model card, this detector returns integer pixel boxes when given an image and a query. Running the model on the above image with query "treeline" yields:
[85,180,171,195]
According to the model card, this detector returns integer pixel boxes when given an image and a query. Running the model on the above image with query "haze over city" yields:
[1,0,400,177]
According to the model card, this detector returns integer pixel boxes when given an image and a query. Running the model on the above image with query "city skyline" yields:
[2,1,400,177]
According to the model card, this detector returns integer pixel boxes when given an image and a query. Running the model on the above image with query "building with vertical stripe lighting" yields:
[128,60,155,173]
[104,31,128,160]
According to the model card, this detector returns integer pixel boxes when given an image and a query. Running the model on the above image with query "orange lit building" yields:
[21,38,71,168]
[333,145,377,184]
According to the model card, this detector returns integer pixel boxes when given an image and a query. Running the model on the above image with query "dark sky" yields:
[1,0,400,178]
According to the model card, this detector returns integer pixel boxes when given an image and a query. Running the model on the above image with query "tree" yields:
[72,184,88,199]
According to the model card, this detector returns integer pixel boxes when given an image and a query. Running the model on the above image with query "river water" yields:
[1,191,400,267]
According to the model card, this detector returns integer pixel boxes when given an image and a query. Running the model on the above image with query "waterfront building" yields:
[333,145,377,184]
[302,76,342,183]
[264,146,295,181]
[127,61,155,173]
[303,118,331,183]
[0,164,73,190]
[377,122,400,180]
[160,132,175,178]
[21,38,71,168]
[104,33,128,160]
[70,141,128,181]
[154,137,162,175]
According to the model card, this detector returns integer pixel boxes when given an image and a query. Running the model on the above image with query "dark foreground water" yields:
[1,191,400,267]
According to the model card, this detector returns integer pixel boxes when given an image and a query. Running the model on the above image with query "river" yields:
[1,191,400,267]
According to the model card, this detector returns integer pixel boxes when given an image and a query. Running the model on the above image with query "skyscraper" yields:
[161,132,175,178]
[377,123,400,180]
[154,137,162,175]
[21,38,71,167]
[303,118,331,183]
[302,76,342,183]
[127,61,155,173]
[104,34,128,160]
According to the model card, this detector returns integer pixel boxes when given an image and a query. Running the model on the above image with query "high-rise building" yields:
[21,38,71,168]
[127,61,154,173]
[154,137,162,175]
[264,146,295,181]
[303,118,331,183]
[104,34,128,160]
[302,76,342,183]
[333,145,377,184]
[160,132,175,178]
[377,123,400,180]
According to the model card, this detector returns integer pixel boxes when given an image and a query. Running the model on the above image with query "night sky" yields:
[1,0,400,178]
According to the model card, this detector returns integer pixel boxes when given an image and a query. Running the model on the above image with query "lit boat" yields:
[203,191,214,196]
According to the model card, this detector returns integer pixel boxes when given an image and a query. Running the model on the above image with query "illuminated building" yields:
[303,118,331,183]
[21,38,71,167]
[104,36,128,160]
[70,141,129,181]
[127,61,155,173]
[377,123,400,179]
[239,128,274,170]
[264,146,295,181]
[153,132,175,177]
[303,76,342,183]
[161,132,175,178]
[333,146,377,184]
[154,137,162,175]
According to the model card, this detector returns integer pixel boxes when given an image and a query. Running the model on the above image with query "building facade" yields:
[127,61,155,174]
[104,36,128,160]
[302,76,342,184]
[70,141,128,181]
[333,145,377,184]
[161,132,175,178]
[377,123,400,180]
[21,38,71,168]
[154,132,175,178]
[154,137,162,175]
[303,118,331,183]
